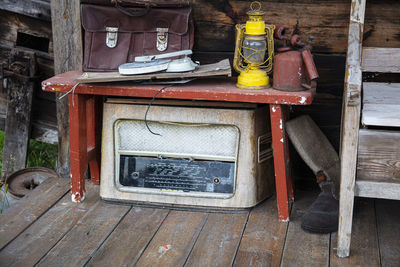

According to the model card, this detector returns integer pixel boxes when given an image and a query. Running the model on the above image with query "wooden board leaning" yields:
[75,59,232,83]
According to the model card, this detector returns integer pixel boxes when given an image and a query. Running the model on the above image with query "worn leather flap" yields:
[80,0,190,7]
[81,4,190,35]
[114,0,190,7]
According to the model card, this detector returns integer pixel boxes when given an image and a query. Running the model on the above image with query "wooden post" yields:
[1,49,36,178]
[50,0,83,178]
[0,0,51,21]
[270,104,291,221]
[337,0,366,258]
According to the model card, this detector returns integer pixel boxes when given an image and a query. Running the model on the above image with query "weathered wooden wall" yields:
[191,0,400,150]
[0,0,56,143]
[190,0,400,178]
[192,0,400,53]
[0,0,399,176]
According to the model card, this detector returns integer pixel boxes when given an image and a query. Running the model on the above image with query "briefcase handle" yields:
[115,2,150,16]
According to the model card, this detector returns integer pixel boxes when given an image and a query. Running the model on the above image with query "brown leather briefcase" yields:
[81,3,194,72]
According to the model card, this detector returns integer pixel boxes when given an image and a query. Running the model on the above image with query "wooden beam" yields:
[1,49,36,178]
[0,0,51,21]
[30,121,58,144]
[192,0,400,54]
[357,129,400,184]
[75,59,232,83]
[337,0,366,258]
[356,181,400,200]
[362,47,400,73]
[50,0,83,178]
[362,83,400,127]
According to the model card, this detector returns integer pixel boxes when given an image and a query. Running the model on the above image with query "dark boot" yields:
[301,190,339,233]
[286,116,340,233]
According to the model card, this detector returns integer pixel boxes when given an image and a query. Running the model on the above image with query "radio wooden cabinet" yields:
[101,99,274,208]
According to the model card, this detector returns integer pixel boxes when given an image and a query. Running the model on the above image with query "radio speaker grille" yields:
[116,120,239,159]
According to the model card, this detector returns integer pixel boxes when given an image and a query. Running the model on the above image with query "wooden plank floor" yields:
[1,177,399,267]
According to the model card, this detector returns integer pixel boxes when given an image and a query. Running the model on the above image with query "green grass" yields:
[0,131,58,174]
[0,131,58,213]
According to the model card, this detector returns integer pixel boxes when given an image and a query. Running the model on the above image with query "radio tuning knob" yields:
[131,172,140,179]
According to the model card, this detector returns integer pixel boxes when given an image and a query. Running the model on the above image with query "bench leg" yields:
[270,104,292,221]
[283,107,294,203]
[86,95,102,185]
[69,94,88,202]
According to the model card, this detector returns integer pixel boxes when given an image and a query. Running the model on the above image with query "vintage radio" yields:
[100,99,275,209]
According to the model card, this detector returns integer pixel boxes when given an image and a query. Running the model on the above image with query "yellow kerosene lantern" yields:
[233,2,275,89]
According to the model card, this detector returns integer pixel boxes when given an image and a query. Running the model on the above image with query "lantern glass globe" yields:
[242,37,266,65]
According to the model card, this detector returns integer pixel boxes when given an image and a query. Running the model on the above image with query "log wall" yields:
[0,0,56,143]
[0,0,399,176]
[192,0,400,53]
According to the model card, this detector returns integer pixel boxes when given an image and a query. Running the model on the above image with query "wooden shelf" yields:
[361,47,400,73]
[362,82,400,127]
[356,129,400,200]
[355,180,400,200]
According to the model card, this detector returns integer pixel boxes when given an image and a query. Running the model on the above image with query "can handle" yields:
[302,49,319,81]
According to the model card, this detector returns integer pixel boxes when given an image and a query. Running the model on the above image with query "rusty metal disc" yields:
[5,167,59,198]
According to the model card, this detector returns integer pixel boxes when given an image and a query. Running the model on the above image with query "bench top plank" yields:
[42,71,316,105]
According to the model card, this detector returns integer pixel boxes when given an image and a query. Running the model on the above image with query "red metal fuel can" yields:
[272,32,319,91]
[273,50,306,91]
[273,48,318,91]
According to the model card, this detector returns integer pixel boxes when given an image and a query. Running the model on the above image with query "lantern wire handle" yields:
[250,1,262,11]
[261,24,275,73]
[233,24,246,73]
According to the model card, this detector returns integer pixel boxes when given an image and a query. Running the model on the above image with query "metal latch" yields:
[106,27,118,48]
[156,28,169,51]
[346,83,361,106]
[347,90,360,106]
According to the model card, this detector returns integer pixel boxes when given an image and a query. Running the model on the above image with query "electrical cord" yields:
[144,84,174,136]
